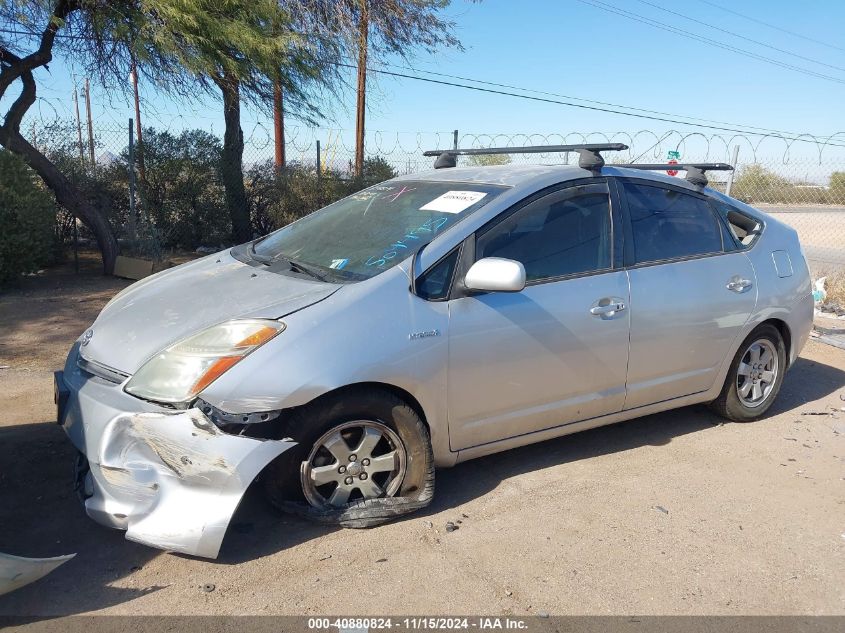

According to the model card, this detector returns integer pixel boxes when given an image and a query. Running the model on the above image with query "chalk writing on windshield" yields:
[364,217,449,268]
[383,185,416,203]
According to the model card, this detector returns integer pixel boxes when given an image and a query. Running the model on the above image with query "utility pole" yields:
[129,58,146,183]
[84,78,95,164]
[128,118,137,245]
[273,79,285,171]
[72,77,85,162]
[354,0,369,178]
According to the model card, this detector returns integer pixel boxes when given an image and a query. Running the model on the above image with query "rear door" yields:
[617,179,757,410]
[446,180,631,450]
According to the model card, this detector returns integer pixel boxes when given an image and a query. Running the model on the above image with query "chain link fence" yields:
[28,118,845,275]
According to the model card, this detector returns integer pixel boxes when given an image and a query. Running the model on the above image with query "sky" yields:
[13,0,845,168]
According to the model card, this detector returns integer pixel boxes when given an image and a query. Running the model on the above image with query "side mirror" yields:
[464,257,526,293]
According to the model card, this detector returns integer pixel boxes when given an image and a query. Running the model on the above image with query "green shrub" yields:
[731,164,840,205]
[829,171,845,205]
[246,156,399,239]
[35,121,404,251]
[0,150,57,286]
[138,128,229,249]
[468,153,510,167]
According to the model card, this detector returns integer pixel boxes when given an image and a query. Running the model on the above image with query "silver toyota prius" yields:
[55,144,813,558]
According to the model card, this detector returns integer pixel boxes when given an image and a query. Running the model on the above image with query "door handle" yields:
[726,277,753,293]
[590,298,627,319]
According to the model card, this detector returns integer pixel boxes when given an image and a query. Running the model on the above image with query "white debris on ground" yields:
[0,552,75,597]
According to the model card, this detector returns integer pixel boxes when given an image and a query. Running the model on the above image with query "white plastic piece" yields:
[0,552,75,597]
[813,277,827,303]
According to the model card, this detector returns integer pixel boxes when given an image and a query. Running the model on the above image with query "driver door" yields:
[446,181,630,451]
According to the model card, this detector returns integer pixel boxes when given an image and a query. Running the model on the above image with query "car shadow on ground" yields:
[220,355,845,564]
[2,356,842,615]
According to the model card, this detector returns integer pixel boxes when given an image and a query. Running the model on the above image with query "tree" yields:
[287,1,465,176]
[348,1,465,176]
[0,0,120,273]
[361,155,398,183]
[1,1,338,270]
[136,128,228,248]
[118,0,336,242]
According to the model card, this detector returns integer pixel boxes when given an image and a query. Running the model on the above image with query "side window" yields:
[476,189,612,282]
[712,200,762,248]
[417,247,461,300]
[624,182,723,264]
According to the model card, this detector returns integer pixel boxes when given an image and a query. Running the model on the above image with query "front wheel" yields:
[301,419,407,509]
[709,324,787,422]
[264,388,435,527]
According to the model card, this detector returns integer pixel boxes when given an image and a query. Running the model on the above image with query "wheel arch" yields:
[760,318,792,367]
[263,380,438,525]
[296,381,431,436]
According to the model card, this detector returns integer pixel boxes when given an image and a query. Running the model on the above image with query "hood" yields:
[80,250,339,373]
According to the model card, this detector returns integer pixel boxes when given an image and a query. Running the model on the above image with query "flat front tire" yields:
[709,324,787,422]
[264,388,435,527]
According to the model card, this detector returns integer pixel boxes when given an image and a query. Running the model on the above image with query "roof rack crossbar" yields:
[613,162,733,187]
[423,143,628,170]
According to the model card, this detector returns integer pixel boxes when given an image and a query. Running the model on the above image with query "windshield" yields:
[251,180,507,281]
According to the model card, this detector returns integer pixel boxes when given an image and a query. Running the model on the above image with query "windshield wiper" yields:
[249,242,275,264]
[249,243,331,282]
[286,258,330,282]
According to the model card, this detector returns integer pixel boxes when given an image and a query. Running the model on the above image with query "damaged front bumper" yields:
[57,344,296,559]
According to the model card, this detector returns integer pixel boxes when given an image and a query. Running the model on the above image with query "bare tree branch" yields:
[0,0,75,99]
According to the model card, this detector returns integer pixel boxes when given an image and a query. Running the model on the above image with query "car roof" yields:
[396,163,705,195]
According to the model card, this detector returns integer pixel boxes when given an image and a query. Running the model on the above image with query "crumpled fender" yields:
[90,409,296,558]
[0,552,75,597]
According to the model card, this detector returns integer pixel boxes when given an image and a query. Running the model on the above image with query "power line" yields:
[697,0,845,54]
[4,26,845,147]
[573,0,845,85]
[379,61,807,137]
[338,63,845,148]
[633,0,845,73]
[2,24,805,137]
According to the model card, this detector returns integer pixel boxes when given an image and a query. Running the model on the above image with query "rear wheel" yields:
[264,387,434,527]
[709,324,786,422]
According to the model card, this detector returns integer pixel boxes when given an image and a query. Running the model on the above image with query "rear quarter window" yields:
[711,200,763,249]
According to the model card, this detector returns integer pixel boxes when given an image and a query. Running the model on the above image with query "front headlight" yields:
[124,319,285,404]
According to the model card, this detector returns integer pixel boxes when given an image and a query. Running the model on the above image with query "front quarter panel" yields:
[197,268,456,466]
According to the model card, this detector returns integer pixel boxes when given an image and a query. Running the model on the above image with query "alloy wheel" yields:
[735,338,779,408]
[301,420,406,508]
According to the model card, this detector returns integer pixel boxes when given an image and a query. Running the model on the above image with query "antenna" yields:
[423,143,629,171]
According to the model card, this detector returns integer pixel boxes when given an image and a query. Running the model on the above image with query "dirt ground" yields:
[1,258,844,617]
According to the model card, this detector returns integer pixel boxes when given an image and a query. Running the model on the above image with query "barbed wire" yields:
[21,115,845,273]
[26,114,845,170]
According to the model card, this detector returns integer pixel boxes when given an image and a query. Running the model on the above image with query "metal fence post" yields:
[72,213,79,274]
[725,145,740,197]
[316,140,322,206]
[128,117,137,247]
